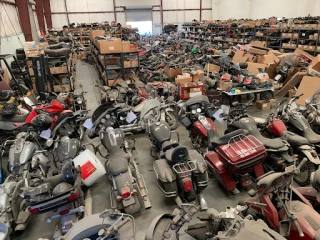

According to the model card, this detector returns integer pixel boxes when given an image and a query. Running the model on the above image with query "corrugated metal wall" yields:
[50,0,213,29]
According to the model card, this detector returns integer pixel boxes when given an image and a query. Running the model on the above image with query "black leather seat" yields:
[249,129,285,149]
[280,131,309,148]
[209,129,248,149]
[108,151,129,176]
[165,146,188,164]
[161,140,179,152]
[303,128,320,144]
[0,114,29,122]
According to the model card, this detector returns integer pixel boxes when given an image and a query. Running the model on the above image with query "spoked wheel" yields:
[294,160,315,186]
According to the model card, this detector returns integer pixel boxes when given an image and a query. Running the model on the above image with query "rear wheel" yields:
[294,160,315,186]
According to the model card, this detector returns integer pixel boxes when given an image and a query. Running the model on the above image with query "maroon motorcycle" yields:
[178,95,267,194]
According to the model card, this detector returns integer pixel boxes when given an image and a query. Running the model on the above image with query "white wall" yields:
[1,34,25,55]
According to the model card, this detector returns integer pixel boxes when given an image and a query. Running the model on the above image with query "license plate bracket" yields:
[122,197,135,207]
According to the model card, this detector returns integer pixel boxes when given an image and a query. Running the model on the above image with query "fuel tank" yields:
[268,119,287,137]
[150,122,171,143]
[9,138,36,172]
[192,118,216,137]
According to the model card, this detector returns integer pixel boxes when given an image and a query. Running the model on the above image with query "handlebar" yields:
[293,219,304,237]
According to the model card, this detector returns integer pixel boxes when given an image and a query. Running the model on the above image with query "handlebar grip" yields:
[294,93,304,99]
[293,219,304,238]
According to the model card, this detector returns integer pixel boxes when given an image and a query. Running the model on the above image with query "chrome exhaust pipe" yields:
[199,192,208,211]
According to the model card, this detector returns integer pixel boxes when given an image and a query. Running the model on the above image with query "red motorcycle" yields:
[179,95,267,194]
[246,158,320,239]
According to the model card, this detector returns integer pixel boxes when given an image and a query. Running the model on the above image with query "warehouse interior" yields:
[2,0,320,239]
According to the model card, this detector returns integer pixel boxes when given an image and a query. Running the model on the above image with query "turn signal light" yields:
[59,209,70,216]
[67,191,79,202]
[182,178,193,192]
[29,208,39,214]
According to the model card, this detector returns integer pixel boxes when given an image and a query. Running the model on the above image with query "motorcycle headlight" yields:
[76,97,82,104]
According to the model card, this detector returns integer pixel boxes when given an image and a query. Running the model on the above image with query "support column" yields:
[42,0,52,29]
[16,0,32,41]
[35,0,46,33]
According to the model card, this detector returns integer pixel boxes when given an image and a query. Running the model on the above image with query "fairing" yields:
[184,95,210,107]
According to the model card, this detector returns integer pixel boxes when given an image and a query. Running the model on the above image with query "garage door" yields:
[126,8,152,22]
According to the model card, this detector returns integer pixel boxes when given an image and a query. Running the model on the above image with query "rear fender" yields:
[112,171,133,197]
[299,146,320,164]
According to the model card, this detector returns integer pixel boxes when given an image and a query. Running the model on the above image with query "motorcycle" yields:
[90,97,178,134]
[255,100,320,186]
[278,94,320,150]
[56,84,87,111]
[246,158,320,239]
[23,161,85,239]
[301,97,320,134]
[60,209,135,240]
[146,203,285,240]
[179,96,267,194]
[89,124,151,215]
[226,100,295,173]
[148,121,208,210]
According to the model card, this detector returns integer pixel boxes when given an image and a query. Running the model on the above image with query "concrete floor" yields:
[13,61,272,240]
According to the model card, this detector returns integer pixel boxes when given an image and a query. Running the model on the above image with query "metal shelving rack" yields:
[181,25,320,56]
[91,44,140,86]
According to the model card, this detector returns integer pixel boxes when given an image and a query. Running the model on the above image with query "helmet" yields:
[31,114,53,130]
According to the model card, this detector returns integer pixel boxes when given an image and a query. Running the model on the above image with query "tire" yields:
[294,160,315,186]
[165,112,178,130]
[16,53,26,61]
[16,48,25,54]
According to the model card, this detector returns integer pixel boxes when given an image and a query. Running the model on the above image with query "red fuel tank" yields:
[268,119,287,137]
[192,118,216,137]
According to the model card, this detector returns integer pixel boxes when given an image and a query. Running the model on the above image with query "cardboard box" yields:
[50,65,68,74]
[108,79,124,86]
[263,53,280,65]
[204,63,220,73]
[251,41,266,48]
[294,48,314,63]
[192,70,204,82]
[256,100,271,110]
[293,33,299,39]
[288,89,296,98]
[309,55,320,76]
[247,62,267,75]
[296,76,320,106]
[219,81,233,91]
[165,68,182,78]
[245,45,268,55]
[122,41,130,52]
[25,50,40,58]
[124,61,131,68]
[131,60,139,68]
[129,44,138,52]
[89,30,105,41]
[98,39,122,54]
[175,76,192,85]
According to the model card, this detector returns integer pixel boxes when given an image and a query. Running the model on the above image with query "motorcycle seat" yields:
[303,128,320,144]
[257,172,286,190]
[161,140,179,152]
[280,131,309,148]
[165,146,189,165]
[209,129,249,149]
[108,152,129,176]
[250,129,285,149]
[153,159,176,182]
[0,114,28,122]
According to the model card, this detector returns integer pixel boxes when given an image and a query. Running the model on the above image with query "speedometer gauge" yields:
[197,108,201,113]
[192,109,196,114]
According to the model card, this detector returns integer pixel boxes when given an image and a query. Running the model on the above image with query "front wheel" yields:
[165,112,178,130]
[294,160,315,186]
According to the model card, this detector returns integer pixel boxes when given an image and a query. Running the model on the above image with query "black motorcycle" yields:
[148,121,208,210]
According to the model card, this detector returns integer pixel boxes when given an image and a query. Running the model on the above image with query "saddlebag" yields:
[205,151,237,191]
[153,159,177,197]
[189,150,208,191]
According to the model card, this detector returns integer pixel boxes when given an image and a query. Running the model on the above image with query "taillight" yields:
[182,178,193,192]
[67,191,79,202]
[121,187,131,199]
[59,209,70,216]
[29,208,39,214]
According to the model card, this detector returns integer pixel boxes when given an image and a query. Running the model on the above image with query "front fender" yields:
[300,146,320,164]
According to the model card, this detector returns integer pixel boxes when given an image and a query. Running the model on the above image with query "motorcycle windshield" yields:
[184,95,210,107]
[91,102,114,124]
[140,99,160,120]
